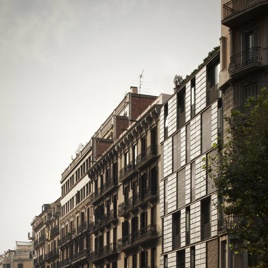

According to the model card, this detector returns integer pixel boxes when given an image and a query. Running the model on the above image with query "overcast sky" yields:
[0,0,220,252]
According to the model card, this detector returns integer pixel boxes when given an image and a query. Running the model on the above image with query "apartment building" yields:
[0,241,32,268]
[59,88,169,268]
[219,0,268,267]
[160,49,221,267]
[31,198,61,268]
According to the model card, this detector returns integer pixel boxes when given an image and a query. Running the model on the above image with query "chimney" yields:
[130,86,138,94]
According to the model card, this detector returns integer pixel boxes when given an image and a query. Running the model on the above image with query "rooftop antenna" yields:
[139,69,144,93]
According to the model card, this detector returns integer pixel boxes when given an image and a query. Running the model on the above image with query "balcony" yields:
[92,177,117,203]
[77,222,88,234]
[229,47,264,77]
[59,232,72,246]
[118,224,159,251]
[222,0,268,27]
[89,243,118,263]
[50,225,59,238]
[136,145,158,170]
[93,212,118,233]
[45,249,59,262]
[119,159,137,182]
[72,248,89,263]
[118,187,157,217]
[218,214,240,233]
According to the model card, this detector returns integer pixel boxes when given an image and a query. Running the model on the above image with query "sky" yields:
[0,0,220,252]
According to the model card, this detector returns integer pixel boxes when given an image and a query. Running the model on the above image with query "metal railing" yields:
[223,0,268,20]
[229,46,263,74]
[118,188,157,216]
[92,177,117,203]
[118,224,159,250]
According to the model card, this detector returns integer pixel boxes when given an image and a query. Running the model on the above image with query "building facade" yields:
[160,49,221,267]
[31,198,61,268]
[219,0,268,267]
[59,88,169,268]
[0,242,32,268]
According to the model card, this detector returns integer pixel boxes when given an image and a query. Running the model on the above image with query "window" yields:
[177,250,185,268]
[131,216,138,241]
[177,87,186,129]
[201,198,211,240]
[151,248,156,268]
[185,207,190,245]
[124,151,129,168]
[191,78,196,118]
[164,103,169,139]
[241,27,258,66]
[132,254,137,268]
[190,247,195,268]
[18,264,23,268]
[124,257,128,268]
[132,144,137,165]
[140,211,148,234]
[141,136,147,158]
[244,82,259,102]
[140,251,148,268]
[164,255,168,268]
[221,241,227,268]
[207,59,220,105]
[186,124,190,163]
[172,212,181,249]
[151,127,157,152]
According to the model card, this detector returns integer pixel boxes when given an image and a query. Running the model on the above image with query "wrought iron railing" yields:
[92,177,117,203]
[118,224,159,250]
[136,145,157,168]
[118,188,157,216]
[50,225,59,237]
[223,0,268,20]
[229,46,263,74]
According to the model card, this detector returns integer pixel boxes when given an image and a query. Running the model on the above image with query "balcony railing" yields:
[218,214,240,233]
[118,187,157,216]
[93,211,117,232]
[50,225,59,238]
[136,145,158,169]
[223,0,268,22]
[229,46,263,76]
[118,224,159,251]
[119,159,137,182]
[92,177,117,203]
[72,248,89,262]
[77,222,87,234]
[45,249,58,262]
[89,242,118,263]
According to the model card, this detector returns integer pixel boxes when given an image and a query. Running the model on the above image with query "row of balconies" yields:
[59,225,159,266]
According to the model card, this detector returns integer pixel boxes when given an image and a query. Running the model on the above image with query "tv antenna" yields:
[139,69,144,93]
